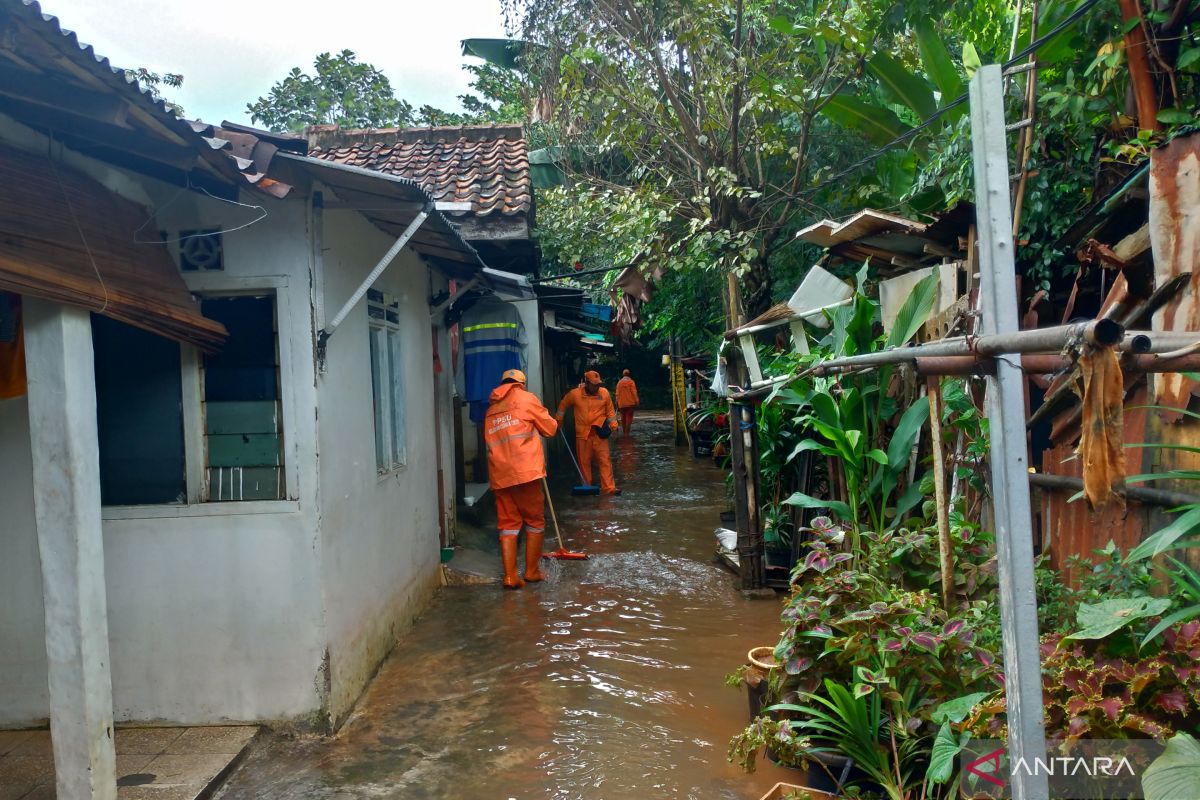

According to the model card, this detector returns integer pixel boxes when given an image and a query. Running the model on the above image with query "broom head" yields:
[546,548,589,560]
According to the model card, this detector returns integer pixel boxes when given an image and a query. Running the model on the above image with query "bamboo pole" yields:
[801,320,1125,376]
[928,379,954,610]
[1118,0,1162,132]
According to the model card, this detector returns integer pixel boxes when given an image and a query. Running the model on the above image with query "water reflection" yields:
[215,421,792,800]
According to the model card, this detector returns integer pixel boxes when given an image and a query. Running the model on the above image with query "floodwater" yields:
[214,419,794,799]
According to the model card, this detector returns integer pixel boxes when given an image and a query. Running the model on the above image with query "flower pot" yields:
[747,646,778,671]
[767,750,856,796]
[757,782,835,800]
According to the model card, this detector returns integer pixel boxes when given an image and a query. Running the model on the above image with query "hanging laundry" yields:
[1077,346,1126,509]
[457,295,526,423]
[0,292,26,399]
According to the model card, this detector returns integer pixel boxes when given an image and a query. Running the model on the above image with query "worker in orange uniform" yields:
[557,370,620,495]
[615,369,639,436]
[484,368,559,589]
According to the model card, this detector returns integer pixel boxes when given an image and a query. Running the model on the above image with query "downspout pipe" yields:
[318,206,431,351]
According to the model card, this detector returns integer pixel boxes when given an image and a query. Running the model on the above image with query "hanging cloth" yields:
[458,295,526,423]
[0,292,26,399]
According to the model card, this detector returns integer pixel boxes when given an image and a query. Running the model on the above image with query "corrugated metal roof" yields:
[1,1,289,195]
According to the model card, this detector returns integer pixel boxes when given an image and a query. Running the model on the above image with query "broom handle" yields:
[559,426,588,484]
[540,476,567,551]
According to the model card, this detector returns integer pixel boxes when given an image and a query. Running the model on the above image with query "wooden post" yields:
[928,378,954,609]
[670,337,688,446]
[724,270,765,590]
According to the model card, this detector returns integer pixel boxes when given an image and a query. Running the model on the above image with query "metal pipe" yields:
[1030,472,1200,509]
[324,208,430,336]
[803,320,1123,375]
[912,352,1200,376]
[970,65,1048,800]
[1124,330,1200,352]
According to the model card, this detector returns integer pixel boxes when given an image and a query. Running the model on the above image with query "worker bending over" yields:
[484,369,559,589]
[615,368,639,436]
[557,370,620,495]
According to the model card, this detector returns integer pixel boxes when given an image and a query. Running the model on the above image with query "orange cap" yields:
[584,370,602,385]
[501,368,527,385]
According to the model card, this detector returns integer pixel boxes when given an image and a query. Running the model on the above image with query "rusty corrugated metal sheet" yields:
[1039,391,1152,579]
[1150,132,1200,417]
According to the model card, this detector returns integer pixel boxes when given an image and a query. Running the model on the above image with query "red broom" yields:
[541,476,589,560]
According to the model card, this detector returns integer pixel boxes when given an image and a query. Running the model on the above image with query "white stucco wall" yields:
[0,132,328,726]
[0,126,457,729]
[96,186,327,725]
[0,396,50,728]
[315,208,445,725]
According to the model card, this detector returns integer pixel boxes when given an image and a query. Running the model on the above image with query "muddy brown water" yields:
[214,421,795,799]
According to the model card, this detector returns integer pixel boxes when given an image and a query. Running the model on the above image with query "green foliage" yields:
[506,0,916,314]
[1039,620,1200,744]
[247,50,528,134]
[1065,596,1172,641]
[1143,733,1200,800]
[737,514,1002,796]
[126,68,184,117]
[248,51,415,132]
[776,275,937,534]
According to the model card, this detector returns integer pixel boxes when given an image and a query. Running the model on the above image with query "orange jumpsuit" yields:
[556,386,618,494]
[615,376,639,434]
[484,382,558,534]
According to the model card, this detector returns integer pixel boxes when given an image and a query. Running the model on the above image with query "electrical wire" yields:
[46,139,109,313]
[133,179,268,244]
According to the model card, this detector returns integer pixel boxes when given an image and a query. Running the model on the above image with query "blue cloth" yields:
[460,297,524,423]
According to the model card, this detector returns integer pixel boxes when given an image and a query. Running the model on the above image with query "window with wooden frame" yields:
[367,289,406,473]
[199,295,285,501]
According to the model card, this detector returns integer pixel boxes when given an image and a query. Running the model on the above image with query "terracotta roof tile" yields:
[306,124,531,218]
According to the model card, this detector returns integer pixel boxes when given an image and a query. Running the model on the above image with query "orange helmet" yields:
[501,368,527,385]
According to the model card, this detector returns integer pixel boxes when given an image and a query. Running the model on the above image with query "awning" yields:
[274,152,485,280]
[483,267,536,299]
[0,145,226,349]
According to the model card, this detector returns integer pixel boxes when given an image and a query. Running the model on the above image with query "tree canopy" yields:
[247,50,526,133]
[507,0,1200,340]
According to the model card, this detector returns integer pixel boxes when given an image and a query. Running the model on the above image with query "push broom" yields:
[559,428,601,496]
[541,476,588,560]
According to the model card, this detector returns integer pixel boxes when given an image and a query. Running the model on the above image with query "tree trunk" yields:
[741,256,773,320]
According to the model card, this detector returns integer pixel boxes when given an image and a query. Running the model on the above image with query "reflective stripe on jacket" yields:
[484,382,558,490]
[556,386,617,439]
[616,377,639,408]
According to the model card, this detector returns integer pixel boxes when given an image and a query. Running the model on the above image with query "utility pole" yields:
[969,64,1049,800]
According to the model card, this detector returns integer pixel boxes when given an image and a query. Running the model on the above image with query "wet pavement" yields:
[213,419,793,799]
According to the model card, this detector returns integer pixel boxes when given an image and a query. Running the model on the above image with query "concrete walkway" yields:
[0,726,257,800]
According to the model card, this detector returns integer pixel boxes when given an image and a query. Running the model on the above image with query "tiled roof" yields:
[307,125,531,218]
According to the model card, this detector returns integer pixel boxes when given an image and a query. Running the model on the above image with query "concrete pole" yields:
[969,65,1049,800]
[23,298,117,800]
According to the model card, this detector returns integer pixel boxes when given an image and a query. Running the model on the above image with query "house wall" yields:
[315,207,444,725]
[0,126,330,725]
[107,189,328,724]
[0,395,49,727]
